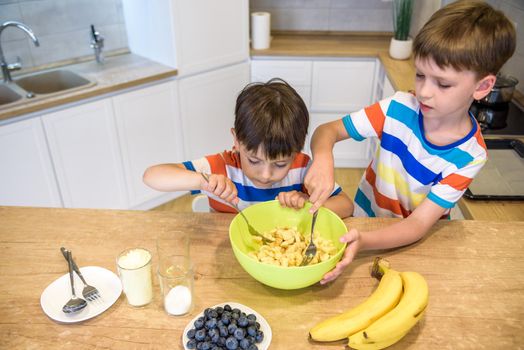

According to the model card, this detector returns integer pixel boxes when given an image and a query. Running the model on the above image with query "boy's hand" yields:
[201,174,239,205]
[305,157,335,213]
[276,191,309,209]
[320,228,361,284]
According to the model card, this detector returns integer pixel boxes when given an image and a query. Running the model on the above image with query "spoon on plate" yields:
[62,250,87,314]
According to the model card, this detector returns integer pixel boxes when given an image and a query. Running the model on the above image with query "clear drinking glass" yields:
[156,231,194,316]
[116,247,153,307]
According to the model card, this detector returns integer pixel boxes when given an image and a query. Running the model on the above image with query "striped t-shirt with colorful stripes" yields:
[183,150,342,213]
[343,91,487,218]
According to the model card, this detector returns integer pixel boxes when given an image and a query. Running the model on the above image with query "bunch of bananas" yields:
[309,257,428,349]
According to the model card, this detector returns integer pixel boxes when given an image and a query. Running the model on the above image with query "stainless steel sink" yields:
[0,69,96,109]
[15,69,94,94]
[0,84,22,105]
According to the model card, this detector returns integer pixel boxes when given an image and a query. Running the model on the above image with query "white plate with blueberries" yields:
[182,301,272,350]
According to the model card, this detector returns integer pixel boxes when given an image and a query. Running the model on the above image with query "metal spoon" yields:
[62,250,87,314]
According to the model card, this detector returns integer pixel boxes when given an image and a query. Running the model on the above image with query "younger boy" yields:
[305,0,516,283]
[144,79,353,218]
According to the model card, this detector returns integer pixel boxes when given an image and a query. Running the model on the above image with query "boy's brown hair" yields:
[413,0,516,78]
[234,78,309,159]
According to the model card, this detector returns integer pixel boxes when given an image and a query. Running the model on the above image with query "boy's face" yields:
[414,57,495,121]
[233,135,295,189]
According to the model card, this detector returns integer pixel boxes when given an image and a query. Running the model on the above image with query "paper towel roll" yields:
[251,12,271,50]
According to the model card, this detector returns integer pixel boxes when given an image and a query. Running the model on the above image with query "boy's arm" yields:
[305,119,350,213]
[323,190,353,219]
[321,198,446,284]
[143,163,203,192]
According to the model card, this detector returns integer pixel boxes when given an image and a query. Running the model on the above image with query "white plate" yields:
[40,266,122,323]
[182,302,272,350]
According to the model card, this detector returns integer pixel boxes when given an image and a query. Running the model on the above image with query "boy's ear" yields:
[231,128,240,150]
[473,74,497,100]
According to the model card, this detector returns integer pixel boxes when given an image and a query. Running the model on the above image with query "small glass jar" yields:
[158,255,194,316]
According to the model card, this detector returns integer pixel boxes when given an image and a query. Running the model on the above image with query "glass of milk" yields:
[157,231,194,316]
[117,248,153,307]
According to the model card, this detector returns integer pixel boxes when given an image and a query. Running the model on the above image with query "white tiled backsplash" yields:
[0,0,127,69]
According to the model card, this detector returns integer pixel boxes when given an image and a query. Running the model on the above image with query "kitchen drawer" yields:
[311,59,376,112]
[251,59,312,86]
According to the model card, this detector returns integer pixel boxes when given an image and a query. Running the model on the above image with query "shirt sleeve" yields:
[428,155,487,208]
[342,92,411,141]
[181,157,213,194]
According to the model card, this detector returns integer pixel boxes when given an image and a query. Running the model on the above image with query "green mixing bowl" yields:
[229,200,348,290]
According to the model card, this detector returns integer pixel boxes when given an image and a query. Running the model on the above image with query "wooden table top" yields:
[1,206,523,349]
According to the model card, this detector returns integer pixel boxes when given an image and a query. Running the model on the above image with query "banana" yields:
[309,266,403,342]
[347,308,426,350]
[347,269,429,349]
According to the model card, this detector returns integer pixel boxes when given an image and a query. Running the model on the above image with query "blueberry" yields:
[218,325,229,337]
[211,347,222,350]
[194,317,205,330]
[200,341,211,350]
[187,328,197,339]
[237,316,248,328]
[216,306,224,315]
[218,336,227,347]
[231,312,240,320]
[204,308,213,317]
[246,326,257,337]
[232,308,240,314]
[255,322,260,329]
[208,328,220,343]
[246,336,255,344]
[239,338,250,350]
[227,323,237,335]
[247,344,258,350]
[196,342,204,350]
[225,336,239,350]
[255,331,264,343]
[195,329,207,342]
[247,314,257,321]
[205,318,218,329]
[221,314,231,326]
[233,327,245,340]
[186,339,197,349]
[209,309,218,319]
[224,304,232,312]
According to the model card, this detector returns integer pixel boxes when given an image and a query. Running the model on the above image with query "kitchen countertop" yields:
[253,32,524,221]
[0,53,178,122]
[0,206,523,349]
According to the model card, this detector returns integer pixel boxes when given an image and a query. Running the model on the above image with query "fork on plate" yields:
[300,210,319,266]
[60,247,102,302]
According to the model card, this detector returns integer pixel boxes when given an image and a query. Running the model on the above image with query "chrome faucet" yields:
[90,25,104,64]
[0,21,40,83]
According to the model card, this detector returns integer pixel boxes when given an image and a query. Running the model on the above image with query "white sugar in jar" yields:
[158,256,194,316]
[117,248,153,307]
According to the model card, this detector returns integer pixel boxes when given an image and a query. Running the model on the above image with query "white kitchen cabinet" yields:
[251,59,312,107]
[113,80,184,209]
[42,99,129,209]
[123,0,249,77]
[383,75,396,98]
[0,117,62,207]
[311,59,377,112]
[308,113,371,168]
[179,62,250,160]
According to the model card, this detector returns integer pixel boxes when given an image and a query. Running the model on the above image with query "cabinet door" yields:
[308,113,371,168]
[113,81,184,208]
[172,0,249,76]
[0,118,62,207]
[383,75,396,98]
[179,62,250,159]
[311,60,376,112]
[42,99,128,209]
[251,59,312,107]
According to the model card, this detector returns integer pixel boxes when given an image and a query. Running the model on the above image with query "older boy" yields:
[144,79,353,218]
[305,0,516,283]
